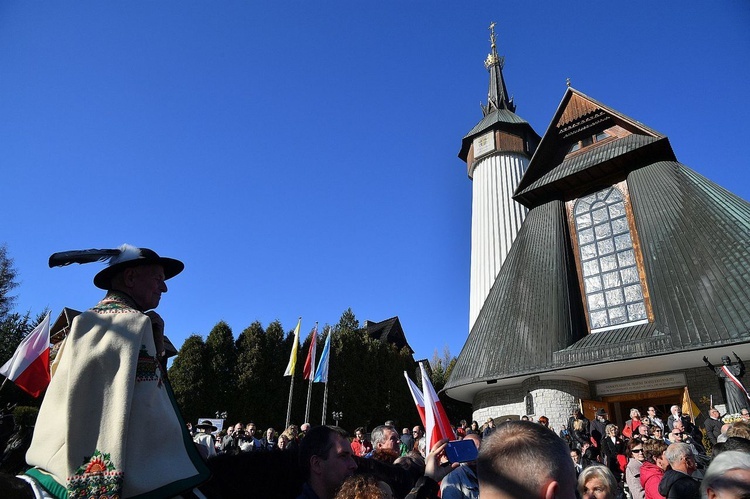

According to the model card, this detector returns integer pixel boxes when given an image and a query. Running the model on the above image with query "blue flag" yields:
[312,332,331,383]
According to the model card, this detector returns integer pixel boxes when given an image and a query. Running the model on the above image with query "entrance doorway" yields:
[600,388,683,427]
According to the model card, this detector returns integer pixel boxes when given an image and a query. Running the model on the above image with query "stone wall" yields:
[472,377,591,432]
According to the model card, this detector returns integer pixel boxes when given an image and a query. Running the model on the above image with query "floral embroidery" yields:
[136,345,163,388]
[92,292,139,314]
[68,449,123,499]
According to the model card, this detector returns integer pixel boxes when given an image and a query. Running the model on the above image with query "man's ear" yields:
[122,267,137,287]
[543,480,559,499]
[309,455,323,476]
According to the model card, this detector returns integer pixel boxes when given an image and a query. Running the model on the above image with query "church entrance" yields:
[582,387,685,428]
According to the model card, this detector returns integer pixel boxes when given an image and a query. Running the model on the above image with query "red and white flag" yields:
[302,323,318,380]
[419,361,455,453]
[0,312,51,397]
[404,371,427,428]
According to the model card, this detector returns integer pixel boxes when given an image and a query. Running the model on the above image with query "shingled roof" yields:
[363,316,414,354]
[444,88,750,402]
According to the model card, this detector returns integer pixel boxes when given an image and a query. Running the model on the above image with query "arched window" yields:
[573,185,649,332]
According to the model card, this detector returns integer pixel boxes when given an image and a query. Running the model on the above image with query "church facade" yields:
[444,27,750,430]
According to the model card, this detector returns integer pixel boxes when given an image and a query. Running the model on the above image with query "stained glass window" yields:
[574,186,648,332]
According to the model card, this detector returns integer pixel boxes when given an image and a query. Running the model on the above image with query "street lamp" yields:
[332,411,343,427]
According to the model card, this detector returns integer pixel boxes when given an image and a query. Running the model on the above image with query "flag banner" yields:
[0,312,51,397]
[681,386,701,420]
[404,371,426,428]
[419,361,455,453]
[302,323,318,380]
[283,318,302,377]
[313,331,331,383]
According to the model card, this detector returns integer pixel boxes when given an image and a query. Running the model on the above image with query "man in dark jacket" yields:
[590,408,610,446]
[657,443,700,499]
[704,408,723,447]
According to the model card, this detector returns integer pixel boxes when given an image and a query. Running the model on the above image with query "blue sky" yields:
[2,1,749,364]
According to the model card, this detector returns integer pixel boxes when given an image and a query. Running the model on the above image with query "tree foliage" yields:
[0,245,46,407]
[168,334,209,424]
[0,245,19,319]
[427,347,472,424]
[169,309,426,433]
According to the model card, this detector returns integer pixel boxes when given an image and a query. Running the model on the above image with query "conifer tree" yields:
[168,334,209,424]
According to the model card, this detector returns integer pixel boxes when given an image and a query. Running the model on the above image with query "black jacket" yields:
[657,469,700,499]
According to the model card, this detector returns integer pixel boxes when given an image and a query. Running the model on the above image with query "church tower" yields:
[459,24,540,330]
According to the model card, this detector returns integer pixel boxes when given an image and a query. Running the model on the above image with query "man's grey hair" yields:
[670,405,680,413]
[477,420,575,498]
[700,451,750,497]
[370,425,395,446]
[664,442,693,465]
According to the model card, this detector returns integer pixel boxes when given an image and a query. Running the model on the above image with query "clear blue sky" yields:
[2,1,749,363]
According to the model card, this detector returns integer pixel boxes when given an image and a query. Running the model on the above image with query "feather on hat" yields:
[49,244,184,289]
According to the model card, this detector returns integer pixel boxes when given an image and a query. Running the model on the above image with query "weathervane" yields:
[484,21,503,69]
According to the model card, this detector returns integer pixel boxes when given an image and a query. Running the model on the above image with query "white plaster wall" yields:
[469,152,529,330]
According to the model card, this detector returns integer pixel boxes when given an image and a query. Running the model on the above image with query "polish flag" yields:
[419,361,455,453]
[404,371,426,428]
[0,312,51,397]
[302,323,318,380]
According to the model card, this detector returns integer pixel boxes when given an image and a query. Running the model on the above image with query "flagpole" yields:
[312,326,333,425]
[286,375,295,429]
[304,322,318,424]
[321,379,329,425]
[284,317,302,429]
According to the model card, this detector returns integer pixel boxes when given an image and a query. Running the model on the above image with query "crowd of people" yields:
[188,404,750,499]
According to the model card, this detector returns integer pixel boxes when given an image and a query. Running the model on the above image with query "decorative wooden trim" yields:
[467,130,529,177]
[565,199,591,329]
[617,180,655,322]
[558,93,601,127]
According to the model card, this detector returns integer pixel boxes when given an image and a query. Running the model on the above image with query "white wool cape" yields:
[25,305,208,498]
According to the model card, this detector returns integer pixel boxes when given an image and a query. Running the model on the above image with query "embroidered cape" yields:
[25,293,209,498]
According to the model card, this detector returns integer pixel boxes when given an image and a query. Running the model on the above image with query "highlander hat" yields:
[196,420,218,432]
[49,244,184,290]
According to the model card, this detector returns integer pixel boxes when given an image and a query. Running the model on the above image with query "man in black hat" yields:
[23,244,209,499]
[590,408,610,447]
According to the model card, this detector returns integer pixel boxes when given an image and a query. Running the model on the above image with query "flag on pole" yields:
[283,318,302,377]
[0,312,51,397]
[681,386,701,421]
[404,371,427,428]
[419,361,455,453]
[303,323,318,380]
[313,331,331,383]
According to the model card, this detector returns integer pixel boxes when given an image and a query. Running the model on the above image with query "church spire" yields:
[482,22,515,116]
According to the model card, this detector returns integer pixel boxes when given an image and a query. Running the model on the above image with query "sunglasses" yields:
[632,449,644,453]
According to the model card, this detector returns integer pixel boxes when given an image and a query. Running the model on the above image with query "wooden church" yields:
[444,25,750,430]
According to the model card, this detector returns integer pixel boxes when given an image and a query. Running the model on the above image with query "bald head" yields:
[478,420,576,499]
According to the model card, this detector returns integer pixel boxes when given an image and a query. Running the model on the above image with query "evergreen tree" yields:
[0,245,46,407]
[205,321,237,419]
[234,321,265,421]
[325,309,416,432]
[265,320,294,428]
[169,334,210,424]
[0,244,19,319]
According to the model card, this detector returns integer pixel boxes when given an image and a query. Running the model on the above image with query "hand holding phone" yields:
[445,439,479,463]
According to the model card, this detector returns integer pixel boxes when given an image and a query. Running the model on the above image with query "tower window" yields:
[571,185,650,332]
